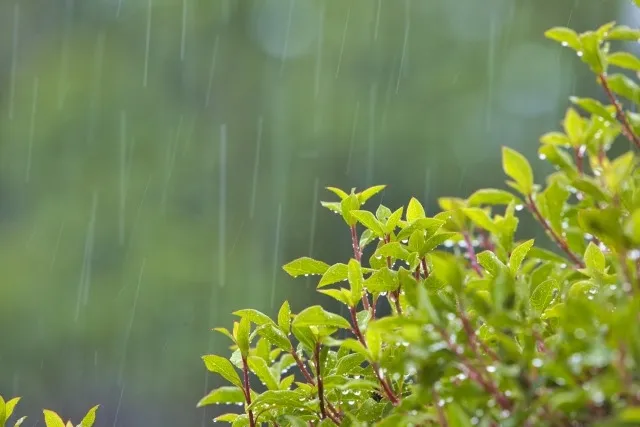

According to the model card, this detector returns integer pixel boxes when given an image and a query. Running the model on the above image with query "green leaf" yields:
[278,301,291,334]
[79,405,100,427]
[571,97,615,121]
[320,201,341,214]
[293,306,351,329]
[348,259,364,305]
[292,326,317,350]
[4,397,20,424]
[563,107,585,146]
[624,208,640,245]
[215,413,240,423]
[584,242,605,273]
[318,288,352,306]
[358,185,386,204]
[423,232,458,253]
[406,197,426,221]
[365,328,382,362]
[502,146,534,195]
[233,309,274,326]
[326,186,349,200]
[13,416,27,427]
[351,210,385,236]
[384,207,404,234]
[540,131,571,146]
[466,189,519,206]
[530,279,558,313]
[42,410,65,427]
[579,31,606,74]
[318,263,349,288]
[608,51,640,71]
[334,353,366,375]
[618,406,640,422]
[578,207,627,251]
[363,267,398,293]
[374,242,411,261]
[202,355,243,388]
[544,27,581,51]
[340,338,369,359]
[282,257,330,278]
[197,386,246,407]
[255,323,292,351]
[249,390,311,411]
[235,316,251,357]
[606,25,640,41]
[509,239,534,275]
[213,327,235,342]
[248,356,280,390]
[0,395,6,424]
[463,208,497,233]
[606,73,640,104]
[477,250,507,277]
[445,403,474,427]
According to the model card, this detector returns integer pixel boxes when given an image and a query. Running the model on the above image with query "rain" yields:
[0,1,632,426]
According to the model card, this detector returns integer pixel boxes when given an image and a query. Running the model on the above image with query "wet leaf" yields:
[502,146,534,195]
[282,257,330,278]
[202,355,243,388]
[197,386,245,407]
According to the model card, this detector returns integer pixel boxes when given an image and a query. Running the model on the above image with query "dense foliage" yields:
[197,10,640,427]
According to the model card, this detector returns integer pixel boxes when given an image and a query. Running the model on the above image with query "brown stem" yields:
[463,231,483,276]
[291,349,342,421]
[598,74,640,150]
[241,356,256,427]
[437,327,512,411]
[348,307,400,405]
[314,343,341,424]
[433,389,448,427]
[458,303,499,362]
[526,195,585,268]
[384,234,401,315]
[351,225,371,311]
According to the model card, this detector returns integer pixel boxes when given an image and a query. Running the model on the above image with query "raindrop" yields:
[539,153,546,160]
[532,358,543,368]
[486,365,496,373]
[576,51,584,57]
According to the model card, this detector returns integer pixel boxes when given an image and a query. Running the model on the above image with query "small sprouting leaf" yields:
[318,263,349,288]
[606,73,640,105]
[608,51,640,71]
[293,306,351,329]
[202,355,243,388]
[466,189,519,206]
[213,327,236,342]
[584,242,605,273]
[278,301,292,334]
[341,193,361,226]
[282,257,330,278]
[4,397,20,422]
[358,185,387,204]
[320,201,341,214]
[13,416,27,427]
[509,239,535,275]
[385,207,404,233]
[351,210,385,236]
[197,386,245,407]
[235,316,251,357]
[79,405,100,427]
[502,146,534,195]
[540,131,571,146]
[340,338,369,359]
[374,242,411,261]
[563,107,585,146]
[233,309,274,326]
[42,410,66,427]
[578,31,606,74]
[365,328,382,362]
[530,279,558,312]
[544,27,581,51]
[406,197,426,221]
[248,356,280,390]
[326,187,349,200]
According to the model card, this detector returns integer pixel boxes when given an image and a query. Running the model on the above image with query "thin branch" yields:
[433,389,448,427]
[314,343,341,424]
[291,349,342,421]
[241,356,256,427]
[348,307,400,405]
[526,195,585,268]
[463,231,483,276]
[598,74,640,150]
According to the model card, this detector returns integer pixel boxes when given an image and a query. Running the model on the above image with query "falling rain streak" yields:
[249,116,263,219]
[205,36,220,108]
[119,111,128,245]
[8,3,19,121]
[25,77,38,182]
[143,0,153,87]
[218,124,227,288]
[335,4,351,78]
[396,0,411,94]
[75,192,98,322]
[271,202,283,308]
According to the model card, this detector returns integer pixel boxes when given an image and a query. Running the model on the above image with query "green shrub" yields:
[198,12,640,427]
[0,396,98,427]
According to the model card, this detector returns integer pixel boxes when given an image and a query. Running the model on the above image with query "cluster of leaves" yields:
[0,395,98,427]
[199,13,640,427]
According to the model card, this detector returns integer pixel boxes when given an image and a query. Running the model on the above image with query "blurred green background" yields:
[0,0,631,425]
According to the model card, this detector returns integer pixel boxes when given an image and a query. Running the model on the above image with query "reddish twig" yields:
[348,307,400,405]
[291,349,342,421]
[598,74,640,150]
[241,356,256,427]
[526,195,585,268]
[463,231,483,276]
[314,343,341,425]
[433,389,448,427]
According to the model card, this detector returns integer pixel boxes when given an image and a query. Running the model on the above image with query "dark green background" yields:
[0,1,629,425]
